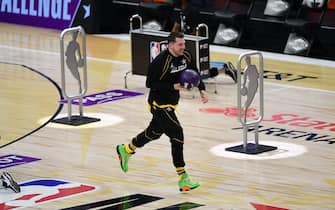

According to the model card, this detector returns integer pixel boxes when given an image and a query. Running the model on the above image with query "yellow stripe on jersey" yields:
[160,55,172,80]
[147,103,152,112]
[144,129,154,141]
[171,137,184,144]
[184,51,191,63]
[152,101,177,110]
[163,109,180,127]
[152,130,163,136]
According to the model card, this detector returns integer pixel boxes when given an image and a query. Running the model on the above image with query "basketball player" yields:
[117,32,208,192]
[1,171,21,193]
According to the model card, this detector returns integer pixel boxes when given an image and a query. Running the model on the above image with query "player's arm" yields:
[184,50,208,103]
[184,50,206,91]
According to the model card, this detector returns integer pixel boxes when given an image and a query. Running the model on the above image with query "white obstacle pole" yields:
[226,51,277,154]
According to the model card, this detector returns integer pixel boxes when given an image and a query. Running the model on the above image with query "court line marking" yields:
[1,44,334,95]
[0,45,129,65]
[265,86,288,94]
[0,61,64,149]
[96,34,335,68]
[265,82,335,95]
[210,45,335,68]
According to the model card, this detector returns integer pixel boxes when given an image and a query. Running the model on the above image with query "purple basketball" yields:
[179,69,200,89]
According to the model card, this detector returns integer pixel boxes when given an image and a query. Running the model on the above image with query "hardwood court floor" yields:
[0,23,334,210]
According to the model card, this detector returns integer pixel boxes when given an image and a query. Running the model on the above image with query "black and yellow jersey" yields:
[146,49,205,109]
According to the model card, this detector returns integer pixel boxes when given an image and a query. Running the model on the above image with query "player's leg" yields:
[117,113,163,173]
[156,108,200,191]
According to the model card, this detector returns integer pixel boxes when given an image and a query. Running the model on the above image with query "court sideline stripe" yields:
[96,34,335,68]
[0,61,64,148]
[1,45,334,94]
[265,82,335,95]
[0,45,129,65]
[210,45,335,68]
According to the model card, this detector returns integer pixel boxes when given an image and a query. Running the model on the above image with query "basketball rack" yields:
[125,14,210,89]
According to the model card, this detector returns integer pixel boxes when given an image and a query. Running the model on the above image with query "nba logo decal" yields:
[150,41,160,62]
[0,179,97,209]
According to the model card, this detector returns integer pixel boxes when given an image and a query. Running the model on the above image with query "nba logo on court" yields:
[150,41,160,62]
[0,179,96,209]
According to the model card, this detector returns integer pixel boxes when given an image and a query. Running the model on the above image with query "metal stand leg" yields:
[254,124,259,147]
[243,125,248,152]
[214,77,218,94]
[124,71,131,89]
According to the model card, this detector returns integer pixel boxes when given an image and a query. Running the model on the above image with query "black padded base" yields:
[52,115,101,126]
[225,143,277,154]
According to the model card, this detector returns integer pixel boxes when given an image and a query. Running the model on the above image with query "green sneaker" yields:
[116,144,133,173]
[178,173,200,192]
